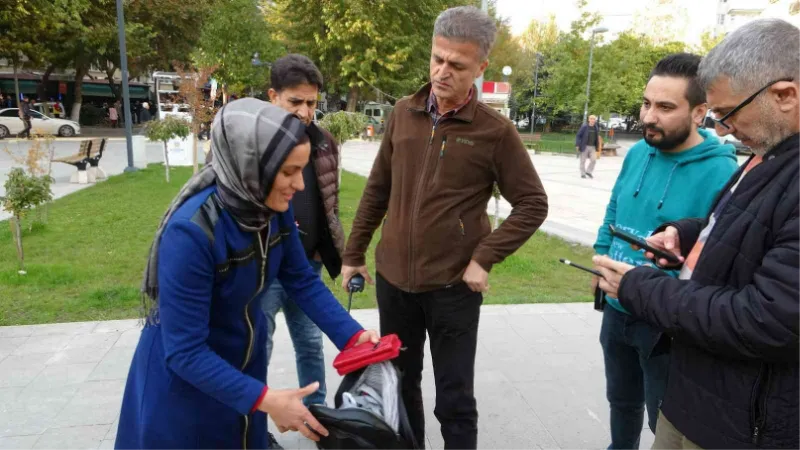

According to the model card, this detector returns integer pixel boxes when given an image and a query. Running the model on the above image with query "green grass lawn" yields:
[0,166,595,326]
[518,132,579,154]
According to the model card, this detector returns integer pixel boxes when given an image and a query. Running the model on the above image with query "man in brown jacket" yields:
[341,6,548,449]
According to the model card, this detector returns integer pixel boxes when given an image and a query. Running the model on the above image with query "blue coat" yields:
[115,186,363,449]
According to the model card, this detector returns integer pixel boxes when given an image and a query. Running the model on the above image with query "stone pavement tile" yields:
[503,314,560,341]
[0,385,80,437]
[540,313,597,337]
[0,353,52,388]
[98,439,114,449]
[484,352,598,383]
[0,337,28,361]
[65,332,120,351]
[479,334,542,360]
[515,380,610,449]
[478,314,512,331]
[86,347,135,381]
[26,322,98,337]
[11,335,71,356]
[479,305,510,316]
[0,387,23,404]
[27,363,98,390]
[0,327,34,339]
[92,320,139,334]
[474,370,559,449]
[103,416,119,441]
[45,347,111,367]
[0,435,40,449]
[506,303,572,315]
[50,380,124,429]
[112,328,142,348]
[33,424,109,449]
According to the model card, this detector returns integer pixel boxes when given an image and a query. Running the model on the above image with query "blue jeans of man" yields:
[599,306,670,450]
[261,259,326,406]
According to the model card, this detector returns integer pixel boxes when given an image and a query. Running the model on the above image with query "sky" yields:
[495,0,719,46]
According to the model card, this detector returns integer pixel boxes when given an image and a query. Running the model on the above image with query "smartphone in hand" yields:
[608,225,681,264]
[559,258,603,277]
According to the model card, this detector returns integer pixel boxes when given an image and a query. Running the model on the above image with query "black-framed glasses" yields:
[709,77,794,129]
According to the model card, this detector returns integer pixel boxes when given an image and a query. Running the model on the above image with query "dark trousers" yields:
[19,118,31,138]
[600,306,670,450]
[376,273,482,450]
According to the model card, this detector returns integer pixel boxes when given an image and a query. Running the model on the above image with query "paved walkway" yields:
[0,304,656,449]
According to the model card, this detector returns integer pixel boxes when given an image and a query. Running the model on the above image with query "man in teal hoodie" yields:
[592,53,738,449]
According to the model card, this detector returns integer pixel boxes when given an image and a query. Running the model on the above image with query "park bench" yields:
[601,143,620,157]
[52,138,106,184]
[86,138,107,182]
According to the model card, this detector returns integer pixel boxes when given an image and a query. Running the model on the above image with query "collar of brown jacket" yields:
[406,83,478,124]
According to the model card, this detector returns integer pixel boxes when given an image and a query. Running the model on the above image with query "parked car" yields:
[0,108,81,138]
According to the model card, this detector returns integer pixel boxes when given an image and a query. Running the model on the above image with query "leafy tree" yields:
[175,64,219,174]
[0,168,54,274]
[511,15,559,122]
[266,0,471,110]
[192,0,283,97]
[319,111,368,183]
[482,18,523,82]
[144,115,191,182]
[695,30,724,55]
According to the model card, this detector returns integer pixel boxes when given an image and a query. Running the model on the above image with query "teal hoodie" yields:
[594,128,739,313]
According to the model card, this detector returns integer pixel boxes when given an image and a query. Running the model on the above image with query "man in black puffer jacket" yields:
[593,18,798,449]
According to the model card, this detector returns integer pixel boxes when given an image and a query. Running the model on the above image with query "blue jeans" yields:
[260,259,326,406]
[599,306,670,450]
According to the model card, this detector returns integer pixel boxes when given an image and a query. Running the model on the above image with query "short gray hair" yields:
[698,18,799,94]
[433,6,498,61]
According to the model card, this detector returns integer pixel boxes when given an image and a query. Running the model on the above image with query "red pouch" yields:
[333,334,402,375]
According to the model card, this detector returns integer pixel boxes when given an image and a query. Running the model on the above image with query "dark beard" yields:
[643,121,692,151]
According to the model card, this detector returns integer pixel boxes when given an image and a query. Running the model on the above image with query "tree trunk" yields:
[346,85,359,112]
[222,85,229,105]
[163,141,171,183]
[13,62,20,106]
[11,216,25,274]
[105,64,121,103]
[70,65,88,122]
[493,196,500,230]
[37,65,55,102]
[192,124,199,174]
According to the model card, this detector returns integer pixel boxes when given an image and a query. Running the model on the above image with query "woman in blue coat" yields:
[115,99,378,449]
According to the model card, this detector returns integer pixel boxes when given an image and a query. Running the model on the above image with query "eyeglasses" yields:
[708,78,794,130]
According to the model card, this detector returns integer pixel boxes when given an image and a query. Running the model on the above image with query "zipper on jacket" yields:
[751,365,772,446]
[408,117,437,290]
[433,135,447,180]
[242,415,250,450]
[241,223,270,450]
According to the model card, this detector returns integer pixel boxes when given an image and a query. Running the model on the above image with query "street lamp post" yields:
[581,26,608,124]
[530,52,541,135]
[502,66,512,119]
[115,0,136,172]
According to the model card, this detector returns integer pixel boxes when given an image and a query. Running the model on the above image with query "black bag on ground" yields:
[309,362,419,449]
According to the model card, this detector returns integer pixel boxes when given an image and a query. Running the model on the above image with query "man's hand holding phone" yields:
[639,226,684,267]
[608,225,684,267]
